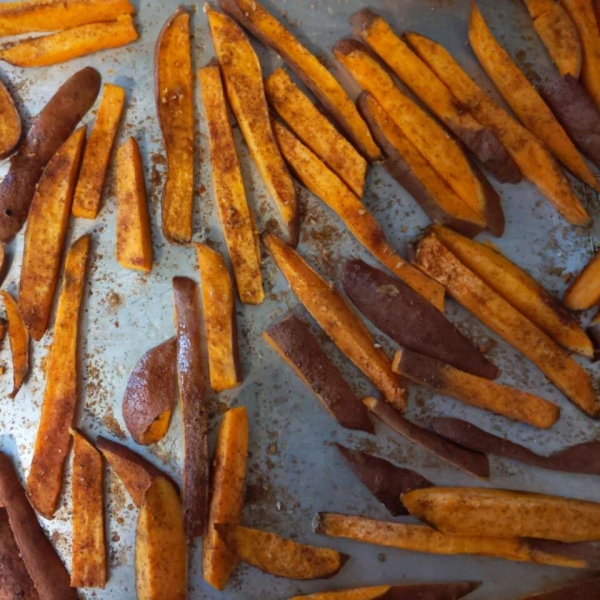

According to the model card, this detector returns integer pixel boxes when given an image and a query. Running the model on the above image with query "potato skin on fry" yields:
[523,577,600,600]
[0,78,20,159]
[1,290,29,398]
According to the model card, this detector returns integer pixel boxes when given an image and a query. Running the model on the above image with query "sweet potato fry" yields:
[352,9,520,184]
[0,0,135,35]
[430,225,593,357]
[413,231,599,417]
[403,487,600,542]
[264,315,374,433]
[207,7,298,246]
[0,452,76,599]
[204,406,248,591]
[363,396,489,479]
[215,523,347,580]
[196,244,242,392]
[0,16,138,67]
[405,32,590,226]
[155,8,194,244]
[263,233,406,411]
[18,127,86,341]
[70,429,106,588]
[564,251,600,310]
[115,136,152,271]
[272,119,444,310]
[27,234,90,519]
[135,477,187,600]
[219,0,380,161]
[1,291,28,398]
[334,39,504,236]
[122,337,177,445]
[173,277,209,539]
[588,308,600,359]
[72,83,125,219]
[469,5,599,191]
[199,63,263,304]
[523,577,600,599]
[0,67,100,243]
[265,68,367,197]
[0,78,20,159]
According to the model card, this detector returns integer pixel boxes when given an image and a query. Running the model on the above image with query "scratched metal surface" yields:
[0,0,599,598]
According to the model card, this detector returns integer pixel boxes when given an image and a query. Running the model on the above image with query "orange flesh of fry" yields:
[0,79,21,158]
[564,251,600,311]
[1,290,29,398]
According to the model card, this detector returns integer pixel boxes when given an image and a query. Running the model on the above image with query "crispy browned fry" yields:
[587,308,600,359]
[19,127,86,341]
[405,32,590,226]
[219,0,381,161]
[155,8,194,244]
[523,577,600,599]
[0,78,21,158]
[413,231,599,417]
[564,251,600,311]
[1,291,28,398]
[272,119,444,311]
[199,63,263,304]
[264,233,406,411]
[70,429,106,588]
[207,7,299,245]
[27,234,90,519]
[265,68,368,197]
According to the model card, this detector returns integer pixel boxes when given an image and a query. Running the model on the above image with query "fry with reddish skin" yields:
[19,127,86,342]
[1,291,29,398]
[155,8,194,244]
[219,0,380,161]
[207,7,299,245]
[272,119,444,311]
[27,234,90,519]
[264,233,406,411]
[523,578,600,600]
[173,277,209,539]
[0,452,76,599]
[413,231,599,417]
[564,251,600,310]
[0,79,20,158]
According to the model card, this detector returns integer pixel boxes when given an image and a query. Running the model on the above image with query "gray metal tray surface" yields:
[0,0,599,598]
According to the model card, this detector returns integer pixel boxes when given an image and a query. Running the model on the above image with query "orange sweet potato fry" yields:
[0,78,20,158]
[564,251,600,311]
[1,291,28,398]
[27,234,90,519]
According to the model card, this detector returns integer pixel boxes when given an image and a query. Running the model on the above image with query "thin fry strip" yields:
[1,291,29,398]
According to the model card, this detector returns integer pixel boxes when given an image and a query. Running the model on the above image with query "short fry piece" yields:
[587,307,600,359]
[70,429,106,588]
[215,523,348,580]
[199,63,263,304]
[0,16,138,67]
[135,477,187,600]
[155,8,194,244]
[564,251,600,311]
[523,577,600,599]
[0,79,21,159]
[19,126,86,341]
[27,234,90,519]
[203,406,249,591]
[196,244,242,392]
[264,233,406,411]
[1,291,29,398]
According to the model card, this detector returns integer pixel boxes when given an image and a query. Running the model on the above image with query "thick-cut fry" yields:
[264,233,406,411]
[523,577,600,599]
[265,68,368,197]
[431,225,592,357]
[207,7,298,246]
[204,406,249,591]
[469,5,598,191]
[402,487,600,543]
[413,231,599,417]
[199,63,263,304]
[155,8,194,244]
[0,79,20,159]
[27,234,90,519]
[219,0,380,161]
[564,251,600,310]
[196,244,242,392]
[352,9,520,184]
[0,16,138,67]
[0,0,135,35]
[215,524,348,580]
[272,119,444,311]
[135,477,187,600]
[314,513,587,569]
[19,127,86,341]
[72,83,125,219]
[70,429,106,588]
[393,349,559,428]
[334,39,504,236]
[406,32,589,226]
[1,291,29,398]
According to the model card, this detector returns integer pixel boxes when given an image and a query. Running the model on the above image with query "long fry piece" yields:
[564,251,600,311]
[27,234,90,519]
[1,290,29,398]
[288,583,480,600]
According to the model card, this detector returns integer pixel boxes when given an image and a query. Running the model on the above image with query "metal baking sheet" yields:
[0,0,599,598]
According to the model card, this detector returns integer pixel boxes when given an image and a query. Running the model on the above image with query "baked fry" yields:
[564,250,600,311]
[1,291,29,398]
[0,78,21,158]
